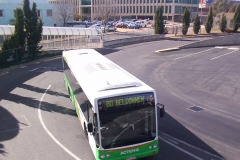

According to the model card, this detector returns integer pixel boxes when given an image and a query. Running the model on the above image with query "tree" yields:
[73,13,82,21]
[28,2,43,59]
[233,4,240,32]
[0,7,25,65]
[193,13,201,34]
[205,6,213,34]
[94,0,117,31]
[229,4,239,13]
[182,8,191,36]
[212,0,232,16]
[154,7,165,34]
[0,37,16,66]
[13,8,25,62]
[219,13,227,32]
[1,0,42,65]
[53,0,74,27]
[23,0,43,60]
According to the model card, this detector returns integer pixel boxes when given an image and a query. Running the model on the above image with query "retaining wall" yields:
[103,34,165,47]
[179,33,240,49]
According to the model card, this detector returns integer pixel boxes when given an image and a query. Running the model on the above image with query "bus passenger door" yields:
[87,103,98,158]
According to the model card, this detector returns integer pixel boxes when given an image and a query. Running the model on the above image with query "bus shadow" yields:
[95,48,120,55]
[140,112,225,160]
[0,106,19,156]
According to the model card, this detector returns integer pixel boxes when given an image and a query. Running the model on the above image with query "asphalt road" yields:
[0,39,240,160]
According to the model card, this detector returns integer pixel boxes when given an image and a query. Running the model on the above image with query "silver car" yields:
[101,25,116,32]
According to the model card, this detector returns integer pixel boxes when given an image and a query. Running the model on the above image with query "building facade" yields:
[0,0,58,26]
[48,0,91,20]
[92,0,199,22]
[0,0,199,27]
[48,0,199,22]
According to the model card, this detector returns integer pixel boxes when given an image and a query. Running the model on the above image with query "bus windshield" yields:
[98,93,156,149]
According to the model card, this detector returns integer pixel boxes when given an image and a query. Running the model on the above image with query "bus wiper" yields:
[112,113,153,143]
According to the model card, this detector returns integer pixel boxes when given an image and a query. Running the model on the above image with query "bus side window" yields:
[80,101,88,120]
[88,102,93,122]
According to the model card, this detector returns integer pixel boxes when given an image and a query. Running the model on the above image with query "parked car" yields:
[100,24,116,32]
[89,24,101,29]
[115,22,128,28]
[88,24,103,33]
[127,23,140,29]
[135,20,148,28]
[105,24,116,32]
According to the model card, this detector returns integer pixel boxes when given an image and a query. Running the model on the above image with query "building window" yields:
[0,10,3,17]
[47,9,52,17]
[165,6,168,13]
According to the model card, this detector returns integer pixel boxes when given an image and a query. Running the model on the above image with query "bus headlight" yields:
[149,146,152,149]
[153,144,158,148]
[101,154,110,159]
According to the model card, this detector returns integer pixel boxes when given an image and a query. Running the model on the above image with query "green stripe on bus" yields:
[64,74,79,116]
[95,140,159,160]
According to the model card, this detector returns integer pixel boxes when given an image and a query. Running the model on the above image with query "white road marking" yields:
[227,47,239,50]
[210,50,238,60]
[215,46,225,49]
[29,67,41,72]
[38,85,82,160]
[22,115,31,127]
[174,48,215,60]
[20,66,27,68]
[0,72,8,76]
[158,136,204,160]
[160,133,225,160]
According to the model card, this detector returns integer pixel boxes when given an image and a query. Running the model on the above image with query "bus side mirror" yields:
[157,103,165,118]
[87,122,93,133]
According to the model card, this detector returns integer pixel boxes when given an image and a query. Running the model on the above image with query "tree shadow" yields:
[140,112,225,160]
[0,106,19,156]
[0,57,77,154]
[1,93,77,117]
[18,83,69,99]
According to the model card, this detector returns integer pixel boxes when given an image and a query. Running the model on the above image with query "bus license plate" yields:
[126,157,136,160]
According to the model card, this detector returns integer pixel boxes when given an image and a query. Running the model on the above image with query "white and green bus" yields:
[62,49,165,160]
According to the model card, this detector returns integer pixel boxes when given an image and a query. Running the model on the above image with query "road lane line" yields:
[162,133,225,160]
[0,72,8,76]
[158,136,204,160]
[210,50,238,60]
[29,67,41,72]
[22,115,31,127]
[38,85,82,160]
[174,48,215,60]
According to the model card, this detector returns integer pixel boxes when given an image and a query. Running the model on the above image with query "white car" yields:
[135,20,148,28]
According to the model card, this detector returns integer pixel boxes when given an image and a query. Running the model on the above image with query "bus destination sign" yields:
[105,96,145,108]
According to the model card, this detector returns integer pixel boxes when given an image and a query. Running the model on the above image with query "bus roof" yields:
[63,49,155,103]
